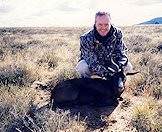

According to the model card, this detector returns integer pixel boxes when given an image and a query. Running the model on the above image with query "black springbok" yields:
[50,71,138,109]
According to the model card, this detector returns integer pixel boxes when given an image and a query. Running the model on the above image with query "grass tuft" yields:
[131,98,162,132]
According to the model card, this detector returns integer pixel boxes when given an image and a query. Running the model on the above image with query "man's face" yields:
[95,15,111,36]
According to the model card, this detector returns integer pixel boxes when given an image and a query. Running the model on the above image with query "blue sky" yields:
[0,0,162,27]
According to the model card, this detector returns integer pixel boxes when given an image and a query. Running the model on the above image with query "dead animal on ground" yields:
[50,71,138,109]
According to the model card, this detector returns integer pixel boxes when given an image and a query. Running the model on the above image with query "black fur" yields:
[50,72,127,109]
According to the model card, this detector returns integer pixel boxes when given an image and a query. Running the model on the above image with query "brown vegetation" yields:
[0,25,162,131]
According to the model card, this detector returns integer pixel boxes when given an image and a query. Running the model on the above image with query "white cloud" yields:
[0,0,162,27]
[91,0,162,25]
[128,0,162,6]
[0,0,14,13]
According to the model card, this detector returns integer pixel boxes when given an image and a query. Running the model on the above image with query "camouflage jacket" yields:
[80,25,128,77]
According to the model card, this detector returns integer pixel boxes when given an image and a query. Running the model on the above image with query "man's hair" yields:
[95,11,111,22]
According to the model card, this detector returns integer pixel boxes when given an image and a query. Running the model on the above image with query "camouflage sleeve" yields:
[80,36,109,77]
[112,31,128,69]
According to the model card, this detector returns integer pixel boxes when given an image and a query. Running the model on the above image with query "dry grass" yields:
[122,25,162,98]
[0,25,162,131]
[131,98,162,132]
[0,85,37,131]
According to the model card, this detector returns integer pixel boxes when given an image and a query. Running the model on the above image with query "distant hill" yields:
[139,17,162,24]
